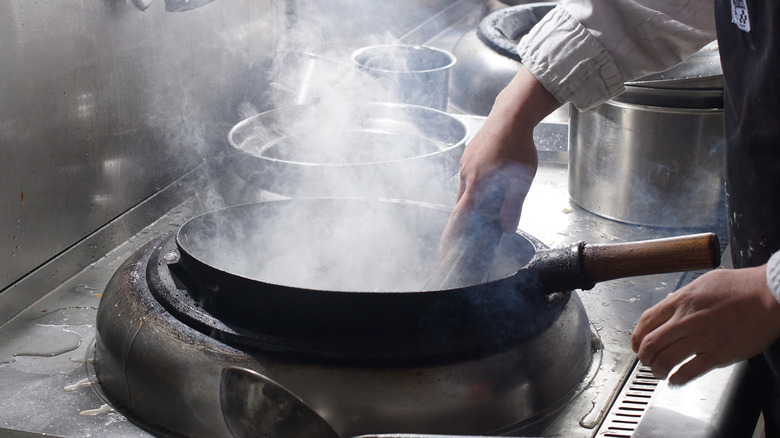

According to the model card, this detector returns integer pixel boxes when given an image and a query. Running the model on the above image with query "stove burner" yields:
[94,234,597,437]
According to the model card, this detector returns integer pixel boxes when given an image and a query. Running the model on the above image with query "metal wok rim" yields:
[351,44,457,75]
[226,101,469,167]
[158,202,581,366]
[167,198,575,362]
[174,198,542,294]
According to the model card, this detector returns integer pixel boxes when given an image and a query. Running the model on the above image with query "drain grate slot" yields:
[598,363,659,437]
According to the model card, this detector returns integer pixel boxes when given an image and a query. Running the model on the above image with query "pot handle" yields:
[527,232,721,293]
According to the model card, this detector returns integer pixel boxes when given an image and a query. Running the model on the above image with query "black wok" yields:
[172,198,719,362]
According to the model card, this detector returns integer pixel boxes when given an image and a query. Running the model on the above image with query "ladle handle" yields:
[583,232,721,283]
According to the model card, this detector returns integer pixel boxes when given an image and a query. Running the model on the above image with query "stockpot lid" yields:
[611,86,724,109]
[627,41,723,90]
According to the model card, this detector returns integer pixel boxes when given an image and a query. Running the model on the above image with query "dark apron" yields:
[715,0,780,431]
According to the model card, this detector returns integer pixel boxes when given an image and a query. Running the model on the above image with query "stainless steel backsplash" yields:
[0,0,279,292]
[0,0,467,295]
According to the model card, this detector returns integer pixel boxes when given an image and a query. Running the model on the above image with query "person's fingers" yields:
[667,353,718,386]
[640,332,701,380]
[631,295,678,353]
[444,162,534,250]
[636,329,686,377]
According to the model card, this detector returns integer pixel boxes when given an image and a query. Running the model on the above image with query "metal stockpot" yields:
[351,44,456,111]
[568,87,726,228]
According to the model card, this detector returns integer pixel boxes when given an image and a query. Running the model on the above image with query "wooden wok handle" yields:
[583,232,721,283]
[526,232,722,293]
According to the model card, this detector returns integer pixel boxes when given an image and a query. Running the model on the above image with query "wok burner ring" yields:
[94,232,597,437]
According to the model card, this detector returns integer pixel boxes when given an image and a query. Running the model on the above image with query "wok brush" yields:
[424,193,504,290]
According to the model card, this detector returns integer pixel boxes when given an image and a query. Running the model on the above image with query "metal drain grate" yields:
[599,364,659,437]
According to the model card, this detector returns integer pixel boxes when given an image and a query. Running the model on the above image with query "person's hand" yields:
[441,68,561,249]
[631,265,780,385]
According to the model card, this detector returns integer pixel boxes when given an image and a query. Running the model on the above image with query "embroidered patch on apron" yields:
[731,0,751,32]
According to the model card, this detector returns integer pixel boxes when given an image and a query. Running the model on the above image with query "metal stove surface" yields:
[0,113,751,437]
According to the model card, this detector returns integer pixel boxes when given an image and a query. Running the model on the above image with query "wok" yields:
[172,198,720,362]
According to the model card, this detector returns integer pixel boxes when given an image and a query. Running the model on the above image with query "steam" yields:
[181,200,450,292]
[216,87,467,289]
[181,4,471,293]
[229,29,463,200]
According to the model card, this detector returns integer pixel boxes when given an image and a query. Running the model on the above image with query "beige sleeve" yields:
[767,251,780,304]
[517,1,717,110]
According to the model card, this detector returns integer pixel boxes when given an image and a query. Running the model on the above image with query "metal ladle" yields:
[220,366,339,438]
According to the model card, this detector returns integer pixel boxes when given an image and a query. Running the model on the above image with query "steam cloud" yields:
[192,5,468,292]
[181,199,448,291]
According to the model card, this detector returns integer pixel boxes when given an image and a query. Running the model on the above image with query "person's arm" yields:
[441,68,560,245]
[519,1,717,110]
[443,1,718,246]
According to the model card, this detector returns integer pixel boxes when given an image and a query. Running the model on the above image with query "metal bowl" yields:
[227,101,468,204]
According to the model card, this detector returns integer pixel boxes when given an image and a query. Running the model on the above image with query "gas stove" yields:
[0,0,759,434]
[0,113,756,437]
[93,226,595,437]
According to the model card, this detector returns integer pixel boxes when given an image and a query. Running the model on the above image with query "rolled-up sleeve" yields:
[517,0,717,110]
[768,252,780,305]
